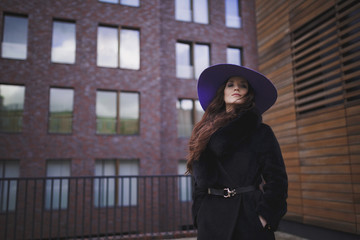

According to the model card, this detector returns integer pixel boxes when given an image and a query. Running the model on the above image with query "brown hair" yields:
[186,80,255,174]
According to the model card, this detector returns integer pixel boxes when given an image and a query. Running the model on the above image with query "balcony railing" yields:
[0,175,196,239]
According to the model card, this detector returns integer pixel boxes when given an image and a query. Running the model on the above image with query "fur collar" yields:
[207,108,262,156]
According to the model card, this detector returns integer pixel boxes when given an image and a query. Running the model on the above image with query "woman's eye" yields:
[227,83,234,87]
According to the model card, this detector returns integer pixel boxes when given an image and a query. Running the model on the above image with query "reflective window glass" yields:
[96,91,117,134]
[97,26,118,68]
[120,0,140,7]
[227,47,242,65]
[176,42,193,79]
[51,21,76,64]
[1,15,28,59]
[177,99,194,137]
[194,44,210,79]
[175,0,191,22]
[178,160,192,201]
[96,90,140,135]
[0,160,19,212]
[49,88,74,134]
[99,0,118,3]
[225,0,241,28]
[95,159,139,207]
[119,92,139,135]
[45,160,70,210]
[0,84,25,132]
[193,0,209,24]
[120,29,140,70]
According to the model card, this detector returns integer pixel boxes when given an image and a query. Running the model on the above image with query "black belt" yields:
[208,185,256,198]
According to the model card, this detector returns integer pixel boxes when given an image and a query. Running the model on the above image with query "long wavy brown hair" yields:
[186,80,255,174]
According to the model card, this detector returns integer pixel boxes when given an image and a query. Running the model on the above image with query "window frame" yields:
[97,25,140,70]
[48,87,75,134]
[96,89,140,135]
[175,0,209,24]
[1,13,29,60]
[0,159,20,212]
[225,0,242,29]
[45,159,71,210]
[176,41,210,80]
[0,83,26,133]
[94,158,140,207]
[51,19,77,64]
[177,98,203,138]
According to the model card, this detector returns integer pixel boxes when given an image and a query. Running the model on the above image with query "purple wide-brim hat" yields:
[197,64,277,114]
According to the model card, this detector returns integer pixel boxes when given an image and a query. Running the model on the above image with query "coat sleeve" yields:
[256,124,288,231]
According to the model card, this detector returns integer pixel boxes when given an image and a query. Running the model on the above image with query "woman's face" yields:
[224,76,249,111]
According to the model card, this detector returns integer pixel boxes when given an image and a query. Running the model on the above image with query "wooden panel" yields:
[256,0,359,235]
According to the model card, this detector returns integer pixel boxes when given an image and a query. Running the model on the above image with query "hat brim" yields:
[197,64,277,114]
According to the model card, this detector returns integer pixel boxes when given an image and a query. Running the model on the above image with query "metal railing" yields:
[0,175,196,239]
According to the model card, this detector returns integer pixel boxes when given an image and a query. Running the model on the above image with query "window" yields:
[175,0,209,24]
[178,160,192,202]
[176,41,210,79]
[0,160,19,212]
[291,2,360,116]
[45,160,70,210]
[177,99,203,137]
[225,0,241,28]
[51,20,76,64]
[99,0,140,7]
[0,84,25,132]
[227,47,242,65]
[48,88,74,134]
[97,26,140,70]
[96,90,140,135]
[94,159,139,207]
[1,14,28,59]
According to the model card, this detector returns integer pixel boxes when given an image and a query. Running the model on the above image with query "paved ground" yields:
[165,231,307,240]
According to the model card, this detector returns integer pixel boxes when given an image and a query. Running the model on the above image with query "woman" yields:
[187,64,288,240]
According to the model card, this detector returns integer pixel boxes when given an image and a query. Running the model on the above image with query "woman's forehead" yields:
[227,76,247,83]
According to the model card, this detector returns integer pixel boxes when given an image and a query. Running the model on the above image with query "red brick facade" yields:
[0,0,258,177]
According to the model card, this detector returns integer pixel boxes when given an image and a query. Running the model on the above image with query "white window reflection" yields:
[176,42,193,79]
[178,160,192,202]
[226,0,241,28]
[227,47,242,65]
[176,42,210,79]
[175,0,208,24]
[120,0,140,7]
[193,0,209,24]
[1,15,28,59]
[175,0,192,22]
[194,44,210,79]
[45,160,70,210]
[97,26,140,69]
[99,0,139,6]
[51,21,76,64]
[120,29,140,70]
[97,26,118,68]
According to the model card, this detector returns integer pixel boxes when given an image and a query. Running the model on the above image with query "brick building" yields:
[0,0,258,238]
[2,0,359,238]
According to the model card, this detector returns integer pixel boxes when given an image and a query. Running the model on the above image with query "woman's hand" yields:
[259,215,267,228]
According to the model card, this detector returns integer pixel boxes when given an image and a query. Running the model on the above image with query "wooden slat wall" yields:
[255,0,360,235]
[256,0,303,223]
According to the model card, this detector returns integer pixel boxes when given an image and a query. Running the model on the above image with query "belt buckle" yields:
[224,188,236,198]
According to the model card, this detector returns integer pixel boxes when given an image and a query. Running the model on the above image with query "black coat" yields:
[192,109,288,240]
